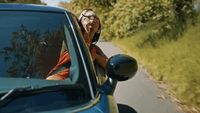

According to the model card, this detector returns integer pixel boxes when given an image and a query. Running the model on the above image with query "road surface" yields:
[97,40,184,113]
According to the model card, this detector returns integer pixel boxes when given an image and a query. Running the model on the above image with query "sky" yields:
[41,0,71,6]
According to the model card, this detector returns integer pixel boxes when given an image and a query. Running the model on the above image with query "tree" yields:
[59,0,117,15]
[0,25,41,78]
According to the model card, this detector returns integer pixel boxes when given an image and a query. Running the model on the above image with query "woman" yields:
[46,9,107,80]
[78,9,108,68]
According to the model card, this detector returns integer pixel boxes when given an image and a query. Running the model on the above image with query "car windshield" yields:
[0,10,91,111]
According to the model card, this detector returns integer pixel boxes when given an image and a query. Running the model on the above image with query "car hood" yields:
[24,95,118,113]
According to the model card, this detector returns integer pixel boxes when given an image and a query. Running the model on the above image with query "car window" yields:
[0,10,92,110]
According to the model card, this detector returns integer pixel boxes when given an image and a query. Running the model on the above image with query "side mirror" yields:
[106,54,138,81]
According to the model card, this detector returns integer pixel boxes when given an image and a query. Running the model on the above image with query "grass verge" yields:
[113,23,200,113]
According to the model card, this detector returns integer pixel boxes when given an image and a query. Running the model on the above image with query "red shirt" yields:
[46,47,96,80]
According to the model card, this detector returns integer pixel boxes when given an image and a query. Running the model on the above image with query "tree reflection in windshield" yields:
[0,25,64,79]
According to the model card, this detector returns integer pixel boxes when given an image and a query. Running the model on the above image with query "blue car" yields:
[0,4,137,113]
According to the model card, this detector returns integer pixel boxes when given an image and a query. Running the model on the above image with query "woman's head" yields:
[78,9,101,44]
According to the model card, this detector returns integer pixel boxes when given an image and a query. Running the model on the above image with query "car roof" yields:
[0,3,69,13]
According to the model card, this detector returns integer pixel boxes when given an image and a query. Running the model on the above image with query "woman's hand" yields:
[95,53,108,68]
[90,46,97,60]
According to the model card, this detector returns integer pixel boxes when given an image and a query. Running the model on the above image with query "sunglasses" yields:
[82,14,98,20]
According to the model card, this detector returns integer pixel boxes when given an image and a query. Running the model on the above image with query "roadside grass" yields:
[113,22,200,112]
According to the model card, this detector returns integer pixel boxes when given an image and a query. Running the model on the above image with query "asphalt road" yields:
[97,40,185,113]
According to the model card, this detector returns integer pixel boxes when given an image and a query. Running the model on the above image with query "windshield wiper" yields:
[0,86,32,102]
[0,84,87,108]
[0,84,85,102]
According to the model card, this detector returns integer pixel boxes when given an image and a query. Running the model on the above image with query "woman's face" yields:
[81,10,100,44]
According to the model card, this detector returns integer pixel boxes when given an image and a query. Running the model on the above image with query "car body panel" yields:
[79,95,118,113]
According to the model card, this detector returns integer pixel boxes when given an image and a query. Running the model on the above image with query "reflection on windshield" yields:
[0,11,67,79]
[0,25,63,78]
[0,25,64,78]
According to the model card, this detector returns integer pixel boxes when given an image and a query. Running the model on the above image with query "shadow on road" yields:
[118,104,137,113]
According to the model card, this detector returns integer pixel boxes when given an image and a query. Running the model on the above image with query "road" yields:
[97,40,184,113]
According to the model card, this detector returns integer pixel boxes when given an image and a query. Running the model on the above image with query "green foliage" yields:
[145,0,195,43]
[102,0,175,40]
[59,0,115,16]
[0,0,6,3]
[89,0,116,7]
[113,19,200,111]
[59,0,95,16]
[62,0,195,43]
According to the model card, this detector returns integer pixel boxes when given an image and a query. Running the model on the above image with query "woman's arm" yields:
[93,45,108,68]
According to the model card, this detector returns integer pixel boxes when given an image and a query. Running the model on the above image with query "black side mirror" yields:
[106,54,138,81]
